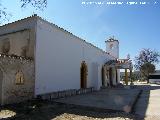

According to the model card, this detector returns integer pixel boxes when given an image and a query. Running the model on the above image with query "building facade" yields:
[0,15,130,105]
[149,72,160,84]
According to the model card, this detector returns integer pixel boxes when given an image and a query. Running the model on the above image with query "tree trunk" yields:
[147,78,149,83]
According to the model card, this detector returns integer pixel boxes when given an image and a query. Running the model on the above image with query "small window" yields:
[110,44,114,49]
[15,70,24,85]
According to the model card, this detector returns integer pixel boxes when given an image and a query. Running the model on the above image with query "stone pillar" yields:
[104,66,107,87]
[125,69,128,85]
[130,69,132,83]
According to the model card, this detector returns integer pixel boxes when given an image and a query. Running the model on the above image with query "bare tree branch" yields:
[20,0,47,11]
[134,48,160,83]
[0,0,47,24]
[134,48,160,70]
[0,3,12,24]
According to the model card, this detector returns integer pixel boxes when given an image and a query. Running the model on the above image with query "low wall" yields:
[37,87,94,100]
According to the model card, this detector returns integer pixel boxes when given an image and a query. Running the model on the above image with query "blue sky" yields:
[1,0,160,69]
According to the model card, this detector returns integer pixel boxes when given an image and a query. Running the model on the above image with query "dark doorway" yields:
[80,61,87,88]
[109,68,113,86]
[101,66,105,86]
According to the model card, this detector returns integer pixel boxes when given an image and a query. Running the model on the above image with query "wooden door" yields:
[80,62,87,88]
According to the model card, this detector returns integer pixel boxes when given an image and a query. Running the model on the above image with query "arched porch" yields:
[102,59,133,87]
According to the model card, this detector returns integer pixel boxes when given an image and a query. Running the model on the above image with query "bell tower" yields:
[105,36,119,59]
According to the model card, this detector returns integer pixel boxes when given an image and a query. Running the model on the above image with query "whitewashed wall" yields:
[35,18,113,95]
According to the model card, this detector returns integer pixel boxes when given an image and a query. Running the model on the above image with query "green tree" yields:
[134,48,160,83]
[140,63,155,83]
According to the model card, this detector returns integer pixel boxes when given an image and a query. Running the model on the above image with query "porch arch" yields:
[80,61,88,88]
[101,66,105,86]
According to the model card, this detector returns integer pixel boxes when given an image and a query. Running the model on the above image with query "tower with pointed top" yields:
[105,37,119,59]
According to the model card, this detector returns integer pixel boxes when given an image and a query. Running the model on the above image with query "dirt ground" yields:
[1,83,160,120]
[0,84,160,120]
[0,100,141,120]
[55,88,140,113]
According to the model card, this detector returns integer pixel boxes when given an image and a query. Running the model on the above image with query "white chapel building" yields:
[0,15,132,105]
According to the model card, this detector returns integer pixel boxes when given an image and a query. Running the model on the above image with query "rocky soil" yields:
[0,100,142,120]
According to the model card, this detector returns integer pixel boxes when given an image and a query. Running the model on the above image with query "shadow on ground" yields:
[1,84,160,120]
[0,100,139,120]
[133,84,160,119]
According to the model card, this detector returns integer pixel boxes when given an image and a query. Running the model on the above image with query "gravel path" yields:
[53,113,136,120]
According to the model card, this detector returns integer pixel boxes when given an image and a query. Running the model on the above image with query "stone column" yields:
[130,69,133,83]
[125,69,128,85]
[104,66,107,87]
